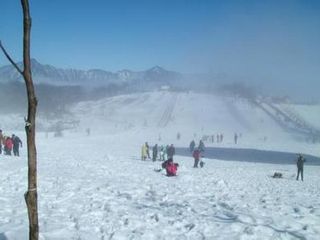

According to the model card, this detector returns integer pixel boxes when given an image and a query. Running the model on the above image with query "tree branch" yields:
[0,40,24,75]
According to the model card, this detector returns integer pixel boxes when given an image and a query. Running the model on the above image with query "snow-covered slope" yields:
[0,91,320,240]
[72,91,319,154]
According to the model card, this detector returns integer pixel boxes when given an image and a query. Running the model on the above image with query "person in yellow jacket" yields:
[141,142,148,160]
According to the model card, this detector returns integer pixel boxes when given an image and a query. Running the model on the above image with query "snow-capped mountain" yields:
[0,59,182,87]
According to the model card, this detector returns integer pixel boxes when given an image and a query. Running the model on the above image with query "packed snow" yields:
[1,91,320,240]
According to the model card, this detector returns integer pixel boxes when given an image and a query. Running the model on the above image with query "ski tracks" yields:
[157,94,178,128]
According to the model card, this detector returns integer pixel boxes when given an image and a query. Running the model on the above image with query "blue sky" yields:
[0,0,320,99]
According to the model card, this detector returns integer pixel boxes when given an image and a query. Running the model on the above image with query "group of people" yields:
[0,130,23,156]
[141,142,175,162]
[141,142,178,176]
[141,138,307,181]
[201,134,224,143]
[141,139,207,177]
[201,133,242,144]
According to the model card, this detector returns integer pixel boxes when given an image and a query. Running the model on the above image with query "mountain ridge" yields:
[0,59,182,87]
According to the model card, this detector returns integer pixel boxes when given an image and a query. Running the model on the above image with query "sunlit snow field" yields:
[1,91,320,240]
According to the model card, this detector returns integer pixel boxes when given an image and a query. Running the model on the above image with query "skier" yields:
[220,133,224,143]
[167,144,175,159]
[193,148,201,168]
[146,142,151,159]
[0,130,4,154]
[152,144,158,162]
[198,140,205,153]
[4,137,13,155]
[12,134,22,157]
[177,132,181,140]
[234,133,238,144]
[162,158,179,176]
[159,145,165,161]
[189,140,195,153]
[296,154,305,181]
[141,143,148,161]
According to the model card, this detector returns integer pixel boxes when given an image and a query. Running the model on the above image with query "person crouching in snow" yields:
[161,158,179,176]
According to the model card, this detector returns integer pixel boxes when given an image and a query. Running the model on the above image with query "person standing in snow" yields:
[198,140,205,153]
[189,140,195,153]
[296,154,305,181]
[152,144,158,162]
[12,134,22,157]
[141,143,148,161]
[177,132,181,140]
[0,130,4,154]
[167,144,175,159]
[159,145,165,161]
[234,133,238,144]
[4,137,13,155]
[146,142,151,159]
[193,148,201,168]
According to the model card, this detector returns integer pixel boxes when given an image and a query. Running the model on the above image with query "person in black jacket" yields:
[189,140,195,153]
[296,154,305,181]
[12,134,22,157]
[167,144,175,159]
[152,144,158,162]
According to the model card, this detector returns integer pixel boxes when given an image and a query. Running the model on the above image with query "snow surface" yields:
[1,91,320,240]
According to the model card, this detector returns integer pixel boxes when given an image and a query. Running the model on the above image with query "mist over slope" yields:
[1,59,317,105]
[67,91,319,156]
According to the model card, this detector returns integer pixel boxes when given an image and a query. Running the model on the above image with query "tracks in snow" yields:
[157,94,178,128]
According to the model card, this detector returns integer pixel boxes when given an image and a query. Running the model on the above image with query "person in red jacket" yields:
[193,148,201,168]
[4,137,13,155]
[0,129,4,154]
[162,158,179,176]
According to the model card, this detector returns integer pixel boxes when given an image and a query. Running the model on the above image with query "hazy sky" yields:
[0,0,320,99]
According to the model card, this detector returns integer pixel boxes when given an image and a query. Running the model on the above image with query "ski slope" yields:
[0,91,320,240]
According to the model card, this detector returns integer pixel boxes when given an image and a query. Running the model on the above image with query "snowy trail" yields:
[157,94,178,128]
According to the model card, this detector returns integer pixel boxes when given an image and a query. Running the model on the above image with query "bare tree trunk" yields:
[22,0,39,238]
[0,1,39,239]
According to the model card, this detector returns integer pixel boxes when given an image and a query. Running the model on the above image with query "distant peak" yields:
[30,58,43,68]
[148,66,165,73]
[30,58,40,64]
